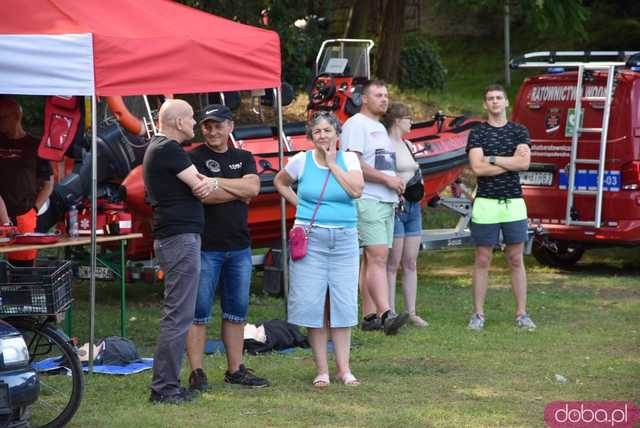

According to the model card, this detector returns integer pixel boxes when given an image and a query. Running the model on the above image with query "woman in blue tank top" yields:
[274,112,364,387]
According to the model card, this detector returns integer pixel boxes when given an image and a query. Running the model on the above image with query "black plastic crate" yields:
[0,260,73,315]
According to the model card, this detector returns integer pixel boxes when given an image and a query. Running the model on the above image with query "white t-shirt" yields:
[341,113,398,203]
[285,149,361,180]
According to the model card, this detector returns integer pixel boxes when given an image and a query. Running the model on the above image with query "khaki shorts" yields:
[356,199,395,248]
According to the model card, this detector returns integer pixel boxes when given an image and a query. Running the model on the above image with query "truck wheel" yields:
[532,240,585,268]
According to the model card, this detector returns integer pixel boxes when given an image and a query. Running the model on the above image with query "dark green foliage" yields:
[268,1,327,91]
[587,18,640,50]
[586,1,640,50]
[432,0,589,41]
[15,95,44,136]
[178,0,329,91]
[399,33,447,91]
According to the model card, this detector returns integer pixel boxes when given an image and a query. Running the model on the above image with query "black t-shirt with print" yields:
[466,122,531,199]
[190,144,257,251]
[142,135,204,239]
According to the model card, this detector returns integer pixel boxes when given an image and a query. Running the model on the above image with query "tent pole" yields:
[88,94,98,374]
[274,88,288,312]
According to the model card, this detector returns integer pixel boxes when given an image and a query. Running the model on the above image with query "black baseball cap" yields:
[199,104,233,124]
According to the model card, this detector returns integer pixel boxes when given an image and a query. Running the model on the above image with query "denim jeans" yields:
[193,247,252,324]
[288,227,359,328]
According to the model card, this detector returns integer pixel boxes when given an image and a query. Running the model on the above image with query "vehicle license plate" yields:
[77,265,114,280]
[520,171,553,186]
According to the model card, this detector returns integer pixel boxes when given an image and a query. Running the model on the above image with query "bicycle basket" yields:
[0,260,73,315]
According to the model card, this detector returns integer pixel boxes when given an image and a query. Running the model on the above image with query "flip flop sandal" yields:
[312,373,330,388]
[336,372,361,386]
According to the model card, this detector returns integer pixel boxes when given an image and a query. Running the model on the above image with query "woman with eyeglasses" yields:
[382,102,428,327]
[274,111,364,387]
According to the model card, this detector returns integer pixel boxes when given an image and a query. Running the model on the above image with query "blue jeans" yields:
[393,200,423,237]
[193,247,252,324]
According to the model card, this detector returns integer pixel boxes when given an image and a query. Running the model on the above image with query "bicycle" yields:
[0,259,83,428]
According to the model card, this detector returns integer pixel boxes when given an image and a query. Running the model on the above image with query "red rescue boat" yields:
[40,39,478,259]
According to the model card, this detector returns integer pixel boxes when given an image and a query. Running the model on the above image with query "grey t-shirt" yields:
[341,113,398,203]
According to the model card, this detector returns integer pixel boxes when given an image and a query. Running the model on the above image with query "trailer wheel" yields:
[532,240,585,268]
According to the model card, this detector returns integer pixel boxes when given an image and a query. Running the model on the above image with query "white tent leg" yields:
[88,94,98,373]
[274,88,289,310]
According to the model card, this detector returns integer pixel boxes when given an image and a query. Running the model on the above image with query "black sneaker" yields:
[224,364,271,388]
[188,368,210,392]
[383,311,410,336]
[360,315,382,331]
[149,387,199,405]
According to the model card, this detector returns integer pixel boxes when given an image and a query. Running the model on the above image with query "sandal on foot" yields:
[336,372,360,386]
[312,373,330,388]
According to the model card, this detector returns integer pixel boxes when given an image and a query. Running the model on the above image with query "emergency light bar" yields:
[510,51,640,69]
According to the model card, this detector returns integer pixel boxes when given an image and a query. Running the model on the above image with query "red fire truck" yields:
[511,51,640,267]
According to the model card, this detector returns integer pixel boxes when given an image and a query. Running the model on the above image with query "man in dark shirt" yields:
[465,84,536,331]
[143,99,217,404]
[185,104,270,391]
[0,97,53,266]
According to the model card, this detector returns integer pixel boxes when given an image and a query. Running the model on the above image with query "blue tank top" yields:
[295,150,357,228]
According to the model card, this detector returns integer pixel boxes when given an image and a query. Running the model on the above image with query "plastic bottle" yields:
[68,205,79,237]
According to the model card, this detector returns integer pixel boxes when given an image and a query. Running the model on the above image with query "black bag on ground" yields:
[244,320,309,355]
[95,336,141,366]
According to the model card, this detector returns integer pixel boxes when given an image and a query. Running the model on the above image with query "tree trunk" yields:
[344,0,371,38]
[375,0,405,83]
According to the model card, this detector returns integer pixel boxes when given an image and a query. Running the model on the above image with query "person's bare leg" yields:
[364,245,391,316]
[186,324,207,370]
[308,293,330,380]
[360,254,376,317]
[401,235,423,322]
[386,237,404,313]
[221,320,244,373]
[472,246,493,316]
[332,327,358,383]
[505,243,527,316]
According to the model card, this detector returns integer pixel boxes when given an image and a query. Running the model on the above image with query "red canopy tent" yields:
[0,0,286,369]
[0,0,281,95]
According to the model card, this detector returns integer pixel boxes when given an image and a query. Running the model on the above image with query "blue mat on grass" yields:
[205,339,331,355]
[33,357,153,375]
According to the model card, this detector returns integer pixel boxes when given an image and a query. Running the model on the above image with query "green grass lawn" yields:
[62,242,639,428]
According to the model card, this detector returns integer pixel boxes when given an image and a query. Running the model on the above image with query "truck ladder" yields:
[564,63,616,228]
[510,51,640,228]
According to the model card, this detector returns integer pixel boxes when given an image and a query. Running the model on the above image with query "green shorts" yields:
[470,197,529,246]
[356,199,395,248]
[471,197,527,224]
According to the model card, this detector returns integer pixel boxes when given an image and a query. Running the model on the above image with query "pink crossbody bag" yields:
[288,170,331,261]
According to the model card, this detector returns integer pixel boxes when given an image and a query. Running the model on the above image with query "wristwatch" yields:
[489,156,497,165]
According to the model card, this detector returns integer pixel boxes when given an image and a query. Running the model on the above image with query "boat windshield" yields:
[317,41,371,78]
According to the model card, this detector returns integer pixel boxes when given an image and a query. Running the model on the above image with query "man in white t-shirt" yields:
[341,79,409,335]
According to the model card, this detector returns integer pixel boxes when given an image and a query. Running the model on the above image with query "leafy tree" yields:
[375,0,406,83]
[177,0,329,91]
[433,0,590,41]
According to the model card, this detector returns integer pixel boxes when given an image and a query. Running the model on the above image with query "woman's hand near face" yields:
[323,142,338,167]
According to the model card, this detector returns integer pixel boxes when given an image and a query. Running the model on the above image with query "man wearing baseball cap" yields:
[186,104,270,390]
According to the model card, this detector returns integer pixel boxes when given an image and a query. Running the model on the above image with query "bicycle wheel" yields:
[7,318,83,428]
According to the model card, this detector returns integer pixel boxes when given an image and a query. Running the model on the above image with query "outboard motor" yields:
[37,124,147,231]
